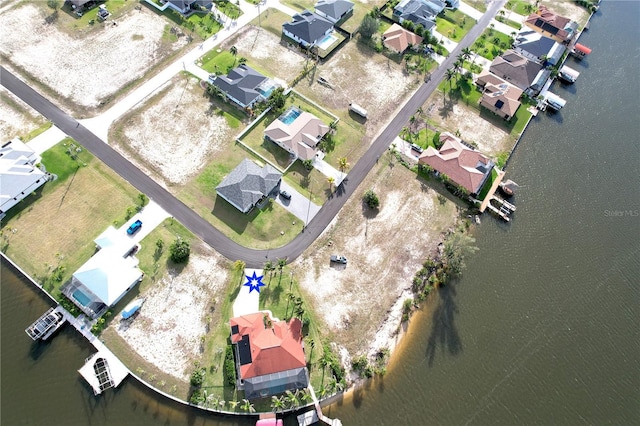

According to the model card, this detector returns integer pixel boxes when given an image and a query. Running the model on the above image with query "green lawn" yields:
[471,29,514,60]
[505,0,534,16]
[477,168,499,201]
[250,8,291,39]
[464,0,488,13]
[199,49,237,74]
[284,160,331,205]
[1,140,139,296]
[496,15,523,30]
[215,1,243,19]
[435,9,475,42]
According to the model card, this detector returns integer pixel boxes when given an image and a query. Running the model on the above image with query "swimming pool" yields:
[279,107,302,125]
[257,81,277,98]
[316,33,338,51]
[73,289,91,307]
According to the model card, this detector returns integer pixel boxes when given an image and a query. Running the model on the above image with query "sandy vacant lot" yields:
[220,25,306,84]
[0,4,187,112]
[297,41,422,141]
[295,158,460,364]
[0,86,46,141]
[113,250,229,380]
[112,74,234,185]
[427,90,512,157]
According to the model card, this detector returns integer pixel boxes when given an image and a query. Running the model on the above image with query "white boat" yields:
[121,298,145,319]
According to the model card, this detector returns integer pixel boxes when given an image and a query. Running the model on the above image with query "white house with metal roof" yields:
[0,138,47,219]
[62,226,143,318]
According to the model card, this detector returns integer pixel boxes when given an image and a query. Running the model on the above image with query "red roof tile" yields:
[230,312,306,379]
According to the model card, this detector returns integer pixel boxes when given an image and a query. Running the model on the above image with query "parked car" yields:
[127,220,142,235]
[410,143,424,153]
[330,255,348,264]
[279,190,292,200]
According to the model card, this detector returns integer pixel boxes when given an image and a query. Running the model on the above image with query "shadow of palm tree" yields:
[425,283,463,366]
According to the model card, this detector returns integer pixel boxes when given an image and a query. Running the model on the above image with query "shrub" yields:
[363,189,380,209]
[358,14,379,39]
[169,238,190,263]
[223,345,236,387]
[190,368,205,387]
[189,388,205,405]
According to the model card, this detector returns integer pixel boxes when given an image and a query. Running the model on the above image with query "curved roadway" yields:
[0,1,503,267]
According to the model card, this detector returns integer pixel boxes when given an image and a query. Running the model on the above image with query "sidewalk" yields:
[27,125,67,155]
[458,1,484,21]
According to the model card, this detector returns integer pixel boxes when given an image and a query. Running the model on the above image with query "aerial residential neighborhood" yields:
[0,0,599,421]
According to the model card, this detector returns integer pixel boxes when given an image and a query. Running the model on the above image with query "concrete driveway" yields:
[121,200,171,244]
[275,181,321,225]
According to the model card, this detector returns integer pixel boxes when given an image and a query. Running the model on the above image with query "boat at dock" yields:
[25,306,66,341]
[558,65,580,83]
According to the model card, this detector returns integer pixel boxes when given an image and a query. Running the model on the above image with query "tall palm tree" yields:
[461,47,472,63]
[445,68,456,94]
[327,176,335,191]
[263,259,275,283]
[338,157,350,174]
[318,352,331,387]
[241,399,255,413]
[277,257,287,286]
[230,45,238,66]
[306,337,316,360]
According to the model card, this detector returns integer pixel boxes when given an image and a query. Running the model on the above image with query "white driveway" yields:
[275,181,321,225]
[232,268,261,317]
[28,125,67,155]
[121,200,171,244]
[458,1,484,20]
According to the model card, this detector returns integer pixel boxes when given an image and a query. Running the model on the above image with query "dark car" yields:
[127,220,142,235]
[279,190,292,200]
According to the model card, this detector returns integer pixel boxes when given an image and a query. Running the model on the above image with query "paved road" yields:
[0,0,505,267]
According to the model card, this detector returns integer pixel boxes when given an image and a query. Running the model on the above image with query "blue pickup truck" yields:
[127,220,142,235]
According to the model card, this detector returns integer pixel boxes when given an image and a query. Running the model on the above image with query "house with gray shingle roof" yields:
[489,50,550,96]
[393,0,444,32]
[283,10,334,48]
[216,159,282,213]
[513,30,566,66]
[314,0,354,24]
[210,64,275,109]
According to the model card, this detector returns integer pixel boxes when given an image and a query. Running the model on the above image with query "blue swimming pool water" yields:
[279,107,301,125]
[73,289,91,307]
[258,82,276,98]
[316,33,338,50]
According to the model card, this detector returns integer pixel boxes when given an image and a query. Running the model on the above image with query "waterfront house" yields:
[264,106,330,161]
[513,30,566,66]
[230,312,308,399]
[62,226,143,319]
[314,0,354,24]
[489,50,550,96]
[393,0,444,32]
[0,138,47,219]
[283,10,334,49]
[523,5,578,45]
[476,71,523,121]
[382,24,424,53]
[216,159,282,213]
[210,64,278,110]
[418,132,494,196]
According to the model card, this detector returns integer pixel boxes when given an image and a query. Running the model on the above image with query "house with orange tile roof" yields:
[418,132,495,196]
[264,106,330,161]
[230,312,308,399]
[523,5,578,45]
[382,24,424,54]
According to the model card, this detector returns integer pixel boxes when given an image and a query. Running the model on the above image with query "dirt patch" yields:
[295,159,460,363]
[427,91,511,156]
[0,86,46,141]
[113,249,228,380]
[112,74,234,186]
[221,25,306,82]
[297,41,421,141]
[0,4,188,112]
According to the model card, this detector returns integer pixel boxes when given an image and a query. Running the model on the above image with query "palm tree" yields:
[318,352,331,387]
[299,388,313,404]
[285,390,299,408]
[241,399,255,413]
[230,45,238,66]
[306,337,316,360]
[285,291,296,318]
[263,259,275,283]
[327,176,335,191]
[277,257,287,286]
[238,57,247,66]
[233,259,246,285]
[228,400,240,411]
[338,157,350,174]
[444,68,456,102]
[461,47,472,63]
[271,395,285,412]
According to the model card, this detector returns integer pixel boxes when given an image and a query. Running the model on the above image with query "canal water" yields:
[2,2,638,425]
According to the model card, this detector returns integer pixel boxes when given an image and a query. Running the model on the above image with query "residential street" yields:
[0,0,506,267]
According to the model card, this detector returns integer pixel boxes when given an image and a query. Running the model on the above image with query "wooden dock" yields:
[302,385,342,426]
